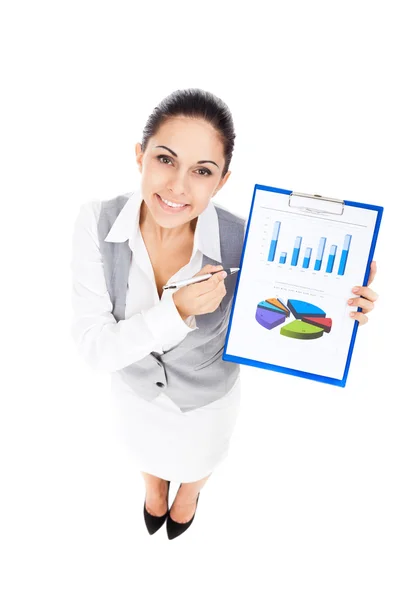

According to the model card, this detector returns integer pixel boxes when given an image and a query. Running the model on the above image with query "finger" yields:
[350,311,368,325]
[197,270,226,295]
[351,285,379,303]
[200,282,226,308]
[209,270,226,284]
[218,279,227,295]
[200,264,223,274]
[215,271,227,287]
[207,266,224,278]
[348,296,375,313]
[213,280,228,301]
[367,260,377,286]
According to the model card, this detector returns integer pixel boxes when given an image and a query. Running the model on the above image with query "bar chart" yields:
[267,220,352,276]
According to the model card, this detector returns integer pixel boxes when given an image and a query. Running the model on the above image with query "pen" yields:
[163,267,240,290]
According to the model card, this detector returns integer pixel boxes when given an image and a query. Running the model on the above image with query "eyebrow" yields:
[154,145,220,169]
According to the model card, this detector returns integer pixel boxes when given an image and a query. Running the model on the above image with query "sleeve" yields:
[70,201,197,373]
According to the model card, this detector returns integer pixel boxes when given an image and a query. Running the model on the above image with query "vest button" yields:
[156,382,165,387]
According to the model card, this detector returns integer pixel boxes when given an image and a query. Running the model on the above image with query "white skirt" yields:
[109,374,242,483]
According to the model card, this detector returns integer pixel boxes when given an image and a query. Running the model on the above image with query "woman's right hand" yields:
[172,264,227,320]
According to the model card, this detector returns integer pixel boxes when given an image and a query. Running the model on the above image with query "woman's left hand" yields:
[348,260,379,325]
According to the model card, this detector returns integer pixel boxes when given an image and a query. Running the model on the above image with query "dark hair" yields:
[141,88,236,179]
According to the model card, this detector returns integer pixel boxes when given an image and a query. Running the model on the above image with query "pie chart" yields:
[255,297,332,340]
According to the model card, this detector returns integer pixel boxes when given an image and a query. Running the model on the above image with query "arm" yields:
[70,201,197,372]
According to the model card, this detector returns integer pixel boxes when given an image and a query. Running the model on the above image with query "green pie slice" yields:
[280,319,324,340]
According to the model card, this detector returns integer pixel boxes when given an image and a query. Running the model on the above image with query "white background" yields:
[1,1,398,599]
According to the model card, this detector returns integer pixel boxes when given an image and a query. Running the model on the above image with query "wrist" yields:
[179,309,190,321]
[173,295,189,321]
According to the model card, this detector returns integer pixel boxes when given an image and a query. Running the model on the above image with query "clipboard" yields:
[222,183,383,387]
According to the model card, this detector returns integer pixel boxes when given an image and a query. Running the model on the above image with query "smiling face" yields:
[135,116,231,234]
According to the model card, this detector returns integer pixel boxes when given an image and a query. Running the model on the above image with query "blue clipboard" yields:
[222,183,383,387]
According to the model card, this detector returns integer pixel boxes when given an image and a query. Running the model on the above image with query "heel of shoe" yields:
[143,480,170,535]
[166,487,200,540]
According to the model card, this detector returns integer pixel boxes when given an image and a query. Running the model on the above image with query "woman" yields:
[70,88,379,540]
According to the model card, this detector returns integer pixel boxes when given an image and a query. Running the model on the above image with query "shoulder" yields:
[79,191,132,229]
[98,191,132,214]
[73,199,100,233]
[212,201,246,229]
[73,192,130,236]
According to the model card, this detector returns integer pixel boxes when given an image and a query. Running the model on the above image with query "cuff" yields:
[184,314,197,330]
[141,292,198,344]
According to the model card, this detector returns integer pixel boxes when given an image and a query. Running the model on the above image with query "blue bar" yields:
[279,252,287,264]
[314,237,327,271]
[291,236,302,266]
[302,247,312,269]
[338,234,352,276]
[326,245,337,273]
[268,221,281,261]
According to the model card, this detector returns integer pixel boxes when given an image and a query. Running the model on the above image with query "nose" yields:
[167,170,188,198]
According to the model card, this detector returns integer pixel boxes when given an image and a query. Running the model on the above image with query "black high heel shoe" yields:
[143,480,170,535]
[166,484,200,540]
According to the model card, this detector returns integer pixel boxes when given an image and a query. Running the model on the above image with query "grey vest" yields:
[98,194,245,413]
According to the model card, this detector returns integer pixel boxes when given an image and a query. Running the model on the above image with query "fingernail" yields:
[350,312,356,317]
[348,299,353,305]
[352,287,360,293]
[221,272,227,278]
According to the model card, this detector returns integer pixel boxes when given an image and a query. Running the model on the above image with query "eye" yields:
[156,155,212,176]
[157,155,173,165]
[196,168,212,177]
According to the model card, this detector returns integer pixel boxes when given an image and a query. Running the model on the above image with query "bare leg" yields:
[141,471,169,517]
[169,473,212,523]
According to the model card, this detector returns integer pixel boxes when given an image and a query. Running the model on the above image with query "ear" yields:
[214,170,231,196]
[135,142,143,173]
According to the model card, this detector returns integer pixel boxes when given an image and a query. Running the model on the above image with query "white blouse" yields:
[70,188,224,374]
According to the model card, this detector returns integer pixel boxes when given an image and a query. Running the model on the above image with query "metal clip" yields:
[289,192,344,215]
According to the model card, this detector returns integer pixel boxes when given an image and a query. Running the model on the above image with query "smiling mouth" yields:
[155,194,190,211]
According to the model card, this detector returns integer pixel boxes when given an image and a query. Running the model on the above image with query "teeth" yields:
[160,196,186,208]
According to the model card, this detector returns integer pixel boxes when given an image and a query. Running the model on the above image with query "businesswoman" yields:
[71,88,379,540]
